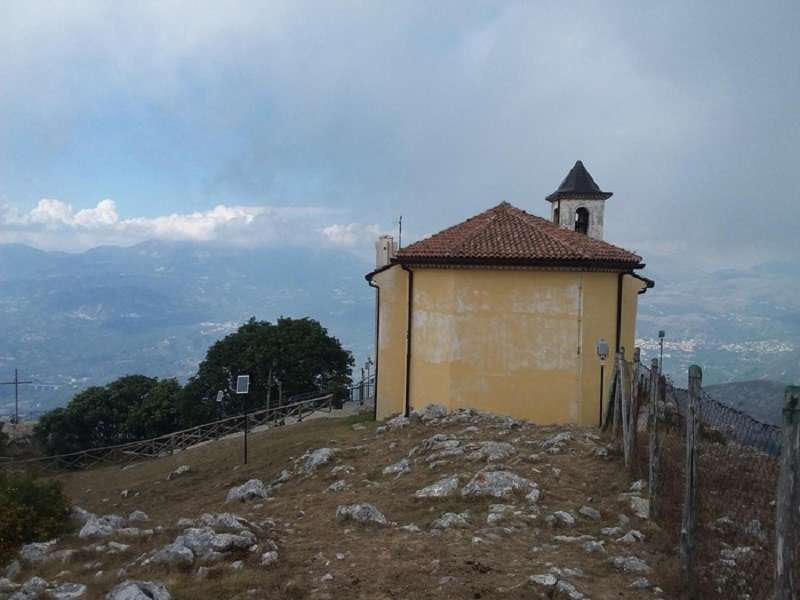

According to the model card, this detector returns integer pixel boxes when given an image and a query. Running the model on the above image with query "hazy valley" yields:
[1,242,797,424]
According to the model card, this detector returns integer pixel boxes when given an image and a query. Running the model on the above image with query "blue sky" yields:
[0,1,797,270]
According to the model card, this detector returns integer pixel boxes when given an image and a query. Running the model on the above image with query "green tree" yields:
[0,424,8,456]
[34,375,182,455]
[0,472,71,563]
[179,317,353,425]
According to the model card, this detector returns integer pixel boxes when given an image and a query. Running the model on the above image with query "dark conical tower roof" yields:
[546,160,612,202]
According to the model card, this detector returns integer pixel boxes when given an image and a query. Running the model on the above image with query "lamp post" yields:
[359,367,365,405]
[596,339,610,427]
[365,357,374,400]
[215,389,224,418]
[658,330,666,372]
[236,375,250,464]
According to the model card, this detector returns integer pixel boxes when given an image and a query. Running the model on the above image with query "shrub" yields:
[0,472,71,563]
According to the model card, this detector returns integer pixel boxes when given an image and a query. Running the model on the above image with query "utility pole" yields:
[1,368,33,441]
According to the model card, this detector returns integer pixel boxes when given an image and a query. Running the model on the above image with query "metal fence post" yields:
[681,364,701,597]
[775,385,800,600]
[648,358,661,520]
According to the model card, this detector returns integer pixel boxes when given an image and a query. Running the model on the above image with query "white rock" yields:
[461,470,537,499]
[556,580,585,600]
[128,511,149,523]
[79,515,125,539]
[578,506,601,521]
[198,513,254,532]
[529,574,557,587]
[71,507,94,526]
[617,530,645,543]
[416,404,448,421]
[4,560,21,581]
[430,512,470,529]
[326,480,348,493]
[600,526,623,536]
[629,496,650,519]
[19,540,57,563]
[610,555,651,574]
[48,582,88,599]
[167,465,192,481]
[105,580,171,600]
[414,475,460,498]
[260,551,279,567]
[335,503,387,526]
[548,511,576,527]
[19,577,49,596]
[383,458,411,476]
[582,540,606,553]
[150,543,194,567]
[226,479,269,503]
[386,415,409,429]
[304,448,337,473]
[541,432,572,448]
[630,480,646,492]
[630,577,652,589]
[467,441,516,462]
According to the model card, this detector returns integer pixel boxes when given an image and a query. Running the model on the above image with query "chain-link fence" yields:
[618,356,797,599]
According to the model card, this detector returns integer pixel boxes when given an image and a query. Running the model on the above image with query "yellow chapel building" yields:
[365,161,653,426]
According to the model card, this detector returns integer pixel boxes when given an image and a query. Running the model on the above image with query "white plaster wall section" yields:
[453,313,578,373]
[508,281,580,316]
[412,309,461,364]
[453,286,493,313]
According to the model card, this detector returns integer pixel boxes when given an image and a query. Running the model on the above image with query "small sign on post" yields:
[596,339,609,427]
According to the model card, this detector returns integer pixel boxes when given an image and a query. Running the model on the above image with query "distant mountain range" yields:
[0,242,797,422]
[635,259,800,392]
[0,241,374,418]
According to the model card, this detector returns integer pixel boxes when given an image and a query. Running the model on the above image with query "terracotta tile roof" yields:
[396,202,642,269]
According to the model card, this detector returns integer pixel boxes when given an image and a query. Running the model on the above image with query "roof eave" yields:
[394,255,645,271]
[545,191,613,203]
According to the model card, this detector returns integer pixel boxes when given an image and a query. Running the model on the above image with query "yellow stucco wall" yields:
[371,265,644,425]
[372,266,409,420]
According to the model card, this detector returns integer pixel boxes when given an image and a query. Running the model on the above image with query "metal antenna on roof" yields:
[397,215,403,249]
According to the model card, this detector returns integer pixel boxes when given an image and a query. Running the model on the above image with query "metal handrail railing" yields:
[0,392,335,472]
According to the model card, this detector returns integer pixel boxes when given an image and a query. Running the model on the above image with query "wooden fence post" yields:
[602,360,618,432]
[648,358,661,520]
[612,352,624,438]
[775,385,800,600]
[627,348,641,473]
[681,365,701,597]
[620,352,632,466]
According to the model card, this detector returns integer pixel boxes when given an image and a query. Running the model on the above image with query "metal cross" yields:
[0,368,33,439]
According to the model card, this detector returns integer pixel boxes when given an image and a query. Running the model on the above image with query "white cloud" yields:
[321,223,383,247]
[0,198,384,255]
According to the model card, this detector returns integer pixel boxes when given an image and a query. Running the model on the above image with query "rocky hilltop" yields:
[1,407,677,599]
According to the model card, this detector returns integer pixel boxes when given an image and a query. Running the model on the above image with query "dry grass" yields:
[11,411,682,599]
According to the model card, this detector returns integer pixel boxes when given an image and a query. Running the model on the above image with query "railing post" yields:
[775,385,800,600]
[627,348,641,473]
[681,364,701,598]
[613,351,624,439]
[620,352,632,465]
[648,358,661,520]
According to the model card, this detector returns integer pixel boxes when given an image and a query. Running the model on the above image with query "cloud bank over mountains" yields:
[0,198,383,253]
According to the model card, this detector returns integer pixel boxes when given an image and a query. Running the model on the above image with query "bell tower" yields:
[546,160,612,240]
